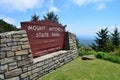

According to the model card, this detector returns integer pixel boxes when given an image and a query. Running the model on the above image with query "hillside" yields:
[0,19,18,33]
[77,36,95,46]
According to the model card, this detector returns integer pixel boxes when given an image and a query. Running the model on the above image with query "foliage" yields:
[95,52,107,59]
[103,40,114,52]
[78,50,86,56]
[41,57,120,80]
[0,19,18,33]
[43,11,59,23]
[91,27,120,52]
[31,14,39,21]
[78,50,95,56]
[78,48,95,56]
[78,49,120,64]
[111,27,120,49]
[91,28,110,52]
[114,47,120,56]
[95,52,120,64]
[104,55,120,64]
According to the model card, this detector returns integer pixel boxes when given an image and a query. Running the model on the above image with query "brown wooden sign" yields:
[21,20,65,57]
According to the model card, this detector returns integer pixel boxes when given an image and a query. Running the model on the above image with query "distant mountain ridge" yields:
[77,36,95,46]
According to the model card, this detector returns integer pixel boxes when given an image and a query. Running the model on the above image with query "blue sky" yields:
[0,0,120,38]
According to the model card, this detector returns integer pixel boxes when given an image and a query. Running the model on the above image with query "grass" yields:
[78,50,120,64]
[40,57,120,80]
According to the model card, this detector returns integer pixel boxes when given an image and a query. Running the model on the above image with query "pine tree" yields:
[31,14,39,21]
[91,28,110,52]
[43,11,59,23]
[111,27,120,49]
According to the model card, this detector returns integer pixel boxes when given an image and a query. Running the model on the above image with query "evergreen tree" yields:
[31,14,39,21]
[103,39,114,52]
[43,11,59,23]
[111,27,120,49]
[0,19,18,33]
[91,28,110,52]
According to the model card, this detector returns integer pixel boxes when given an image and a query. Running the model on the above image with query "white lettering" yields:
[49,27,63,32]
[51,33,60,37]
[36,32,49,38]
[28,25,45,31]
[28,25,33,30]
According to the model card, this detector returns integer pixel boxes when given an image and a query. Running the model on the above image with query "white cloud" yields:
[72,0,111,5]
[42,0,60,12]
[96,3,106,10]
[72,0,91,6]
[0,0,44,11]
[71,0,112,10]
[0,15,16,25]
[44,0,60,12]
[49,6,60,12]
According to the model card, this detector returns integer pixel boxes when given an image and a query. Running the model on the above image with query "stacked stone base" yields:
[0,50,78,80]
[0,30,78,80]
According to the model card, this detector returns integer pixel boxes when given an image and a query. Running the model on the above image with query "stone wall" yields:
[64,32,78,50]
[0,30,78,80]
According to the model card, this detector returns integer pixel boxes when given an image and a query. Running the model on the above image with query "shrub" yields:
[95,52,106,59]
[78,50,86,56]
[78,50,96,56]
[78,49,120,64]
[108,55,120,64]
[95,51,120,64]
[114,49,120,56]
[87,50,96,55]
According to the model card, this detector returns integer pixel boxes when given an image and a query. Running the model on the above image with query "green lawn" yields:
[40,57,120,80]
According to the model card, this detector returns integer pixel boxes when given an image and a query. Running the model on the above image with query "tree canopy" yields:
[43,11,59,23]
[91,27,120,52]
[91,28,110,52]
[31,14,39,21]
[111,27,120,49]
[0,19,18,33]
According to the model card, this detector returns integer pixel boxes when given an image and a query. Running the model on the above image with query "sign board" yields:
[21,20,65,57]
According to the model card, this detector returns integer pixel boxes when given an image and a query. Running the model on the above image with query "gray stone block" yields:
[0,57,15,65]
[0,74,4,79]
[12,46,21,51]
[5,68,22,78]
[6,77,20,80]
[21,71,31,79]
[15,50,29,56]
[0,52,6,59]
[6,51,14,57]
[8,62,17,70]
